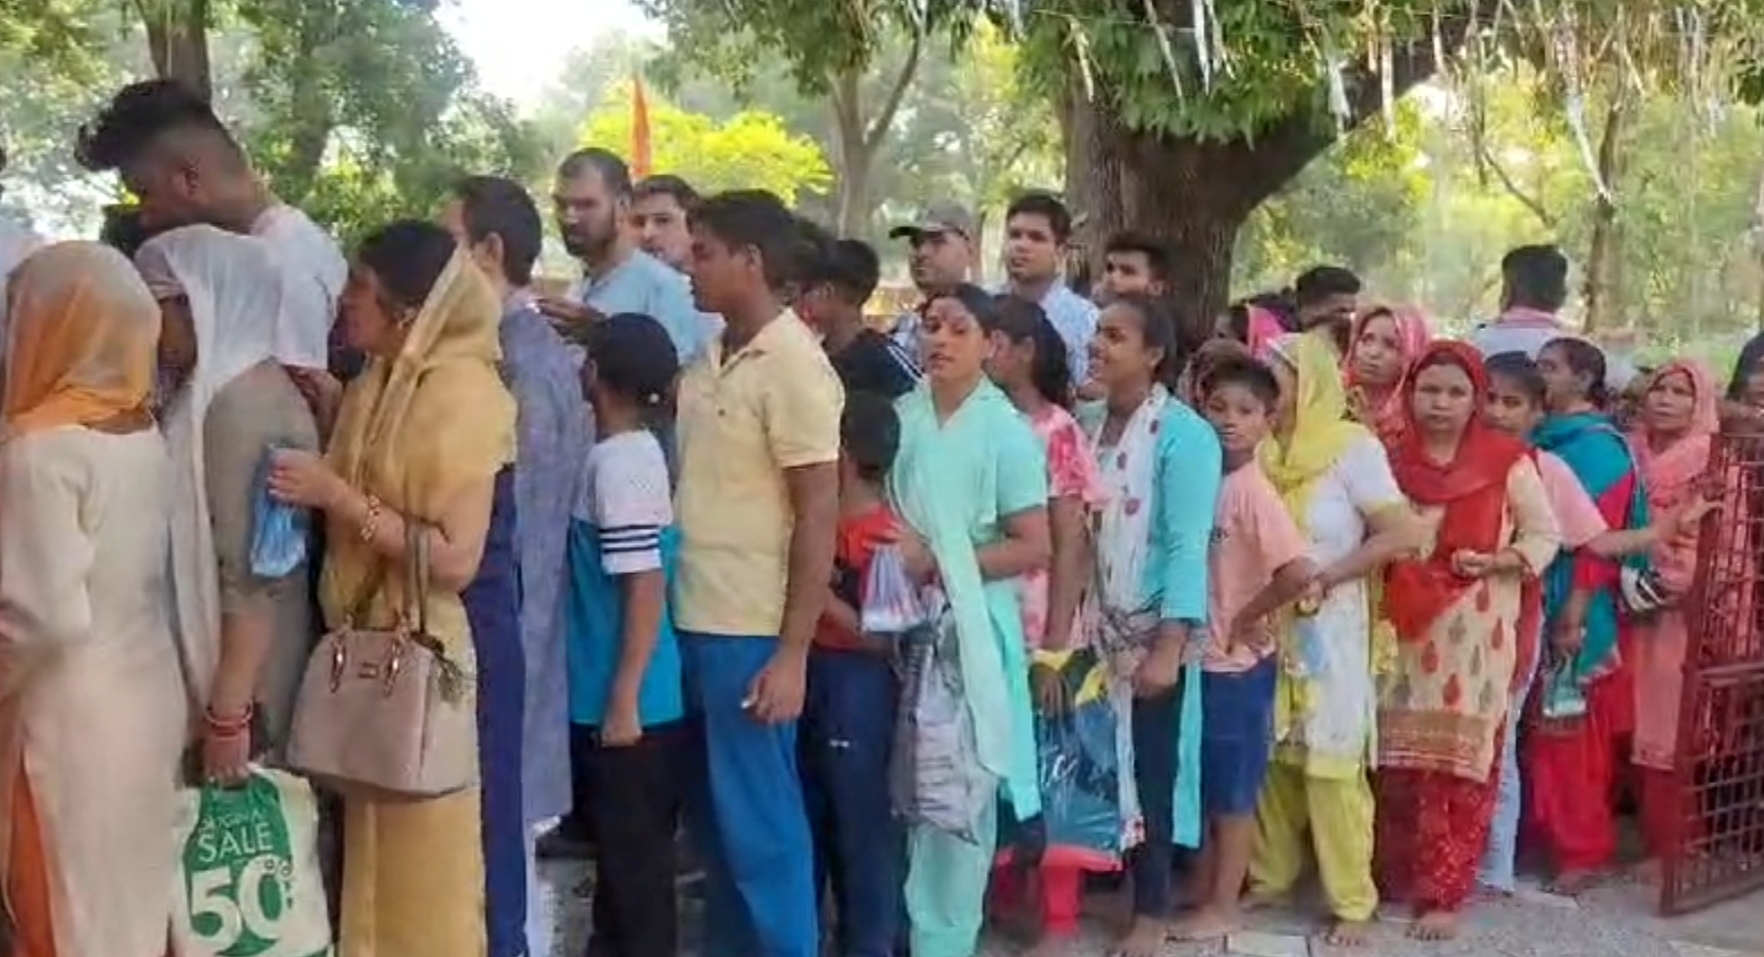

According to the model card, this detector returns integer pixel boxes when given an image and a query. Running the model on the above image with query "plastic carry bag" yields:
[1032,650,1123,868]
[862,544,928,636]
[1537,657,1589,722]
[172,769,334,957]
[889,610,995,843]
[250,445,310,579]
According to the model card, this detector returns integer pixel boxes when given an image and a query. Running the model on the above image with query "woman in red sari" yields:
[1377,342,1561,940]
[1344,305,1430,445]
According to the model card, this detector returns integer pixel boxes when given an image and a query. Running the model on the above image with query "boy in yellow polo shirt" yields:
[674,190,843,957]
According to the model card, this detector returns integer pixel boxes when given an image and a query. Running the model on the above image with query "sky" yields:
[443,0,659,108]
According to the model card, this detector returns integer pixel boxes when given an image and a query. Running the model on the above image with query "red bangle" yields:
[204,704,254,734]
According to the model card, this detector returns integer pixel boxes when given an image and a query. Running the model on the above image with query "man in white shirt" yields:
[1469,244,1637,391]
[78,80,344,371]
[1001,191,1099,385]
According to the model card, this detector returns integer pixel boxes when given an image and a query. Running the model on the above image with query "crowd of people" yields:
[0,76,1760,957]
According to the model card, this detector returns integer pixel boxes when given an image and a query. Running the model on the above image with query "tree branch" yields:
[863,24,925,151]
[1213,0,1504,214]
[1473,135,1557,230]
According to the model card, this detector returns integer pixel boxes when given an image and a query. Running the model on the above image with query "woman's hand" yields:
[201,726,252,788]
[1662,498,1721,539]
[1551,617,1585,655]
[267,448,346,510]
[1030,662,1068,716]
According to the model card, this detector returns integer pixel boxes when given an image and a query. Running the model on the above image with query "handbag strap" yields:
[338,519,432,631]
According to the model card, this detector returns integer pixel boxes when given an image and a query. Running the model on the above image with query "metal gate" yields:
[1661,427,1764,914]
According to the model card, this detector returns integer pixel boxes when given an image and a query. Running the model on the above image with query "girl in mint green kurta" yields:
[891,285,1051,957]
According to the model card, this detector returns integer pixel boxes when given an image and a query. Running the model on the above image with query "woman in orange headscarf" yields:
[1377,341,1559,942]
[0,242,186,957]
[1626,359,1720,870]
[1344,305,1431,446]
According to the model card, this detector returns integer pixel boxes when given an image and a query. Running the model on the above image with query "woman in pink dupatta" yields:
[1627,358,1719,868]
[1345,305,1431,446]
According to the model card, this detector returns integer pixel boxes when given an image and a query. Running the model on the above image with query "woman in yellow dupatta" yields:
[0,242,185,957]
[1247,332,1420,945]
[268,221,515,957]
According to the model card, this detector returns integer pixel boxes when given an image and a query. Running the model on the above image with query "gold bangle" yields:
[358,494,383,543]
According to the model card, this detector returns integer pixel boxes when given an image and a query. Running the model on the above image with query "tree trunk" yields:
[1051,0,1495,342]
[1063,90,1313,339]
[826,35,921,237]
[142,0,212,101]
[1583,94,1631,333]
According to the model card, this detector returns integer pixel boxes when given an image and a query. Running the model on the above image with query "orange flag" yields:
[630,74,653,179]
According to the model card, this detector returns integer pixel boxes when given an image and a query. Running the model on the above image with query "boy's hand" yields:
[893,525,937,585]
[1227,614,1267,655]
[600,690,643,747]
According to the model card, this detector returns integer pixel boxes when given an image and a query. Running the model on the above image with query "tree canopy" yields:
[1,0,543,243]
[581,83,832,205]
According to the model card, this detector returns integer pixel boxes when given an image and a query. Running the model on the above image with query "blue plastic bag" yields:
[1033,652,1123,865]
[249,444,310,579]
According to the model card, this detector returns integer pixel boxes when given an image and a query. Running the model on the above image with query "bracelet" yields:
[204,703,253,734]
[358,494,384,543]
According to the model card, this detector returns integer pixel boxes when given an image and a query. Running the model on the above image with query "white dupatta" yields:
[135,225,289,714]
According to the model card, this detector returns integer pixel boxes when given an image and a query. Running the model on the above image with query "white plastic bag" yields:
[172,768,333,957]
[862,544,928,636]
[889,609,995,843]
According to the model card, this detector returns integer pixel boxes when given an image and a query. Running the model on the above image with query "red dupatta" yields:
[1385,341,1535,656]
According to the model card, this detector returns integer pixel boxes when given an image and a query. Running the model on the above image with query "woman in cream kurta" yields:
[268,221,515,957]
[1378,341,1559,939]
[0,242,185,957]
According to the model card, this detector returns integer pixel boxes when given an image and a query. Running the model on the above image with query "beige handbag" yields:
[287,523,477,800]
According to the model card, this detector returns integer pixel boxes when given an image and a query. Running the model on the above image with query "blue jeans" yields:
[799,650,902,957]
[682,634,819,957]
[1479,643,1542,892]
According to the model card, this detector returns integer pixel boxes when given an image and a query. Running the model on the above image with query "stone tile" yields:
[1671,944,1753,957]
[1226,930,1311,957]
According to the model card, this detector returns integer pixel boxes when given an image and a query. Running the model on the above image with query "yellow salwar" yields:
[1250,764,1379,921]
[320,249,515,957]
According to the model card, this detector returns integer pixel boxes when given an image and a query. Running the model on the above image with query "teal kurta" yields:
[890,380,1045,957]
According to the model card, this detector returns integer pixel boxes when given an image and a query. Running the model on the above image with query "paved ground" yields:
[533,861,1763,957]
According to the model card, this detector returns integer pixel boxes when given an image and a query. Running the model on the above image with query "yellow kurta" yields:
[320,250,516,957]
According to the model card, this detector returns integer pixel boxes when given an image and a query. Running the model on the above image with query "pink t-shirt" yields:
[1021,405,1103,649]
[1206,462,1310,672]
[1535,450,1608,549]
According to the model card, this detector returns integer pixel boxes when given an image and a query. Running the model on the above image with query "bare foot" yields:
[1407,910,1460,942]
[1113,916,1166,957]
[1167,905,1241,942]
[1325,919,1374,947]
[1546,869,1601,895]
